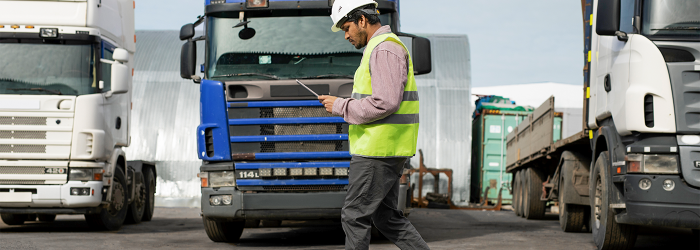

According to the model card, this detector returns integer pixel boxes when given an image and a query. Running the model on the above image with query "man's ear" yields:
[358,15,366,29]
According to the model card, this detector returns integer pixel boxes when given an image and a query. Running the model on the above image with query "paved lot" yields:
[0,207,697,249]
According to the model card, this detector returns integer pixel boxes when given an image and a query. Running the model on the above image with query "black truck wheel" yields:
[125,173,146,224]
[1,214,26,225]
[513,170,521,216]
[524,167,546,220]
[520,169,529,218]
[85,167,128,231]
[559,173,585,232]
[203,216,245,242]
[141,167,156,222]
[38,214,56,222]
[590,152,637,250]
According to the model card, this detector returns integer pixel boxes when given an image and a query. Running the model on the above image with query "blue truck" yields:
[178,0,432,242]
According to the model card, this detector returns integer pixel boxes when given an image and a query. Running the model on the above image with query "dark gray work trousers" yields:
[341,156,430,250]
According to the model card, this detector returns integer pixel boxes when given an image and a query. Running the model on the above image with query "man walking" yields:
[318,0,429,249]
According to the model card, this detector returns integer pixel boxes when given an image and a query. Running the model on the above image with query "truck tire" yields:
[513,170,521,216]
[524,167,546,220]
[519,169,528,218]
[38,214,56,222]
[1,214,26,225]
[125,173,146,224]
[559,182,585,232]
[85,167,128,231]
[141,167,156,222]
[590,152,637,250]
[203,216,245,242]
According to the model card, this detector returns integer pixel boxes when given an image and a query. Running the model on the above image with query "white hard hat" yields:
[330,0,379,32]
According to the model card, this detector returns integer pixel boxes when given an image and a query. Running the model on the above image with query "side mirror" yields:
[180,23,195,41]
[596,0,620,36]
[180,40,197,80]
[397,33,432,75]
[110,63,129,95]
[113,48,129,63]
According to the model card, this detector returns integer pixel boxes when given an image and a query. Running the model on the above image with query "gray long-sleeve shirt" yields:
[331,25,409,125]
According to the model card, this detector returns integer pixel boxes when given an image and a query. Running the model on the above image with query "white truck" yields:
[507,0,700,249]
[0,0,156,230]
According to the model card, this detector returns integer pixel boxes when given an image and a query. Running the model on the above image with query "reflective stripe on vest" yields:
[348,33,419,157]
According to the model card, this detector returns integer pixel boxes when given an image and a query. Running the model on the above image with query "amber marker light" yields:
[11,25,19,29]
[0,25,5,28]
[25,25,34,29]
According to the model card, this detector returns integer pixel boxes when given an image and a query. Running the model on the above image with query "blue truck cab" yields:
[178,0,432,242]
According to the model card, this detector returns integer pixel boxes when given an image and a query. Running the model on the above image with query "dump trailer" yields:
[178,0,432,242]
[506,0,700,249]
[0,0,156,231]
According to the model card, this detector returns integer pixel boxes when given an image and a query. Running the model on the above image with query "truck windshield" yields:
[642,0,700,39]
[206,15,389,80]
[0,43,96,95]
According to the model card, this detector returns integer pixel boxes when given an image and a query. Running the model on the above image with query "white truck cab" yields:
[0,0,155,230]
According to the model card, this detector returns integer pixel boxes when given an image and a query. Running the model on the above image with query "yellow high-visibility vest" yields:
[349,33,419,157]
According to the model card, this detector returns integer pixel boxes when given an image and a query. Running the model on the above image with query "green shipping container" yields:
[470,96,564,205]
[470,111,529,204]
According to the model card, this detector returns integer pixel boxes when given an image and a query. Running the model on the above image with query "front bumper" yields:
[202,187,346,221]
[616,175,700,229]
[0,181,103,208]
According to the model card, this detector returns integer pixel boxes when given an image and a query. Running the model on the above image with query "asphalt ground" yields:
[0,207,697,249]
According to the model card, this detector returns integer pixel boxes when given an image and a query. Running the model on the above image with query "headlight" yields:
[209,171,235,187]
[69,168,103,181]
[209,195,233,206]
[40,28,58,38]
[626,154,679,174]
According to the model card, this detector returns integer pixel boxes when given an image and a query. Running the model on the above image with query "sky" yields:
[135,0,584,87]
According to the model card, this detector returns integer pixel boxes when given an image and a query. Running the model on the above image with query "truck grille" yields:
[0,131,47,139]
[0,144,46,153]
[0,166,45,175]
[261,185,346,192]
[0,180,45,185]
[0,116,47,125]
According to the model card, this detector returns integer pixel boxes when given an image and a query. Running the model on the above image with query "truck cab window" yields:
[101,42,115,91]
[620,0,635,33]
[0,40,97,96]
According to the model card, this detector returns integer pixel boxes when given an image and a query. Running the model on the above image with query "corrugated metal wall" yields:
[410,34,472,206]
[125,31,204,207]
[128,31,472,207]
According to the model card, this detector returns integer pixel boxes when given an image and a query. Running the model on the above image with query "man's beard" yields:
[354,30,368,49]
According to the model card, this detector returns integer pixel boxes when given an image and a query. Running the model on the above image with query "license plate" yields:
[236,170,260,179]
[0,192,32,202]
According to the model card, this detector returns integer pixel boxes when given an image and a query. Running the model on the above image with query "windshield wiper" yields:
[7,88,62,95]
[298,74,354,80]
[211,73,279,80]
[652,26,700,31]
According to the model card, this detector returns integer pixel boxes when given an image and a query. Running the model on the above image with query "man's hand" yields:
[318,95,338,113]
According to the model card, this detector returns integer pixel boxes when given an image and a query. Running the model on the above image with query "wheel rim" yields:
[108,182,125,216]
[594,174,603,229]
[135,182,145,212]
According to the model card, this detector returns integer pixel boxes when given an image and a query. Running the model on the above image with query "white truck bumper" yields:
[0,181,103,208]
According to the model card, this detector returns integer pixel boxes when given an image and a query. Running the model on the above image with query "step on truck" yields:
[179,0,432,242]
[506,0,700,249]
[0,0,156,230]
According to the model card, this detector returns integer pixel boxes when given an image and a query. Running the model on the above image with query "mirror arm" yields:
[192,36,205,42]
[191,75,202,84]
[615,31,628,41]
[193,15,206,27]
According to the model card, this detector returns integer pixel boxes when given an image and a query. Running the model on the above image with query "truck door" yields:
[101,41,129,146]
[593,0,635,122]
